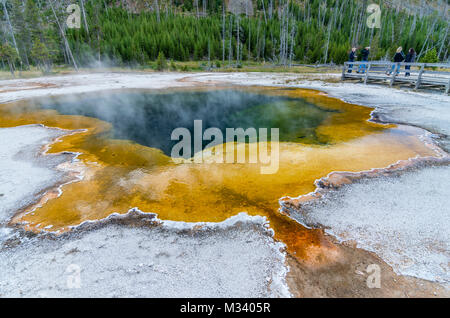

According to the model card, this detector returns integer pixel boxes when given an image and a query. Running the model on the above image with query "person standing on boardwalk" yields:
[405,48,416,77]
[357,47,370,73]
[388,47,405,75]
[348,48,357,73]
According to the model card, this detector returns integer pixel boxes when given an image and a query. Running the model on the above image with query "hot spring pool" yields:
[0,86,439,261]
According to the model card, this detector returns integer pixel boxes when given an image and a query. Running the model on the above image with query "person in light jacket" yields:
[387,47,405,75]
[405,48,416,77]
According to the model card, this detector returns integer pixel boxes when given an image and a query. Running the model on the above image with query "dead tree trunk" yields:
[236,15,240,65]
[228,15,233,65]
[260,0,267,24]
[323,12,333,63]
[268,0,273,19]
[418,18,438,60]
[437,24,449,60]
[80,0,89,35]
[195,0,199,19]
[50,0,78,71]
[256,15,261,60]
[2,2,20,59]
[155,0,160,22]
[289,14,296,67]
[222,3,226,63]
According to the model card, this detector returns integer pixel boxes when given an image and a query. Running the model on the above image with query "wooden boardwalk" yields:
[342,61,450,94]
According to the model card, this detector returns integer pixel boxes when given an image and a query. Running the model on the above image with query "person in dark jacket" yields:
[405,48,416,76]
[357,47,370,73]
[387,47,405,75]
[348,47,357,73]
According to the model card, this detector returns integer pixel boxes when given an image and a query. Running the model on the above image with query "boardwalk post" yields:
[364,62,371,84]
[415,64,425,90]
[342,63,346,80]
[390,63,397,87]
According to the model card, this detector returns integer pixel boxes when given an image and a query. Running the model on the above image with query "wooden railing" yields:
[342,61,450,94]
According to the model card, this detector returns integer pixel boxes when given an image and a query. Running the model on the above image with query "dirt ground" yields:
[285,235,449,298]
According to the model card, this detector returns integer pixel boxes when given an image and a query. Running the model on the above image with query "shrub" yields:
[156,52,167,71]
[170,60,177,71]
[420,48,439,64]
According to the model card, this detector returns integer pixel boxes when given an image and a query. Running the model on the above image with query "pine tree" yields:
[11,0,29,67]
[156,51,167,70]
[421,48,439,63]
[0,42,19,76]
[30,38,51,73]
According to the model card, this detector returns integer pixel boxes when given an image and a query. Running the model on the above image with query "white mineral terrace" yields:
[0,72,449,296]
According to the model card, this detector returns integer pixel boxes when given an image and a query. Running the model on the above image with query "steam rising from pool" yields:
[31,89,335,155]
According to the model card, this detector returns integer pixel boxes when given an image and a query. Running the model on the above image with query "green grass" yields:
[0,61,341,80]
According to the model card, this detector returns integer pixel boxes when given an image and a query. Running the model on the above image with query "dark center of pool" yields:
[35,89,335,156]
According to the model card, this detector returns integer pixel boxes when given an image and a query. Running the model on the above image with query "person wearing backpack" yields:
[387,47,405,75]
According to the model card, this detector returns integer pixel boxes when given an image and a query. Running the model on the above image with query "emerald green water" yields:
[31,89,336,156]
